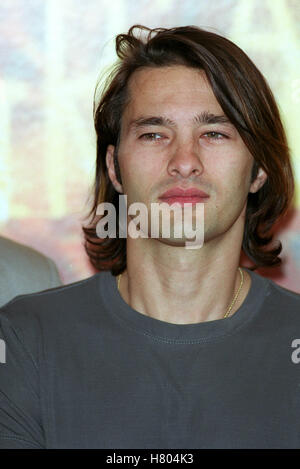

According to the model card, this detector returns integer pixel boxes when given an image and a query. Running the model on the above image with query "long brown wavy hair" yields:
[83,25,295,276]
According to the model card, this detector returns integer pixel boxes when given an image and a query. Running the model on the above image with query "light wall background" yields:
[0,0,299,291]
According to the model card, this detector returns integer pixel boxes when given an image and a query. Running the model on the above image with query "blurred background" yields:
[0,0,299,290]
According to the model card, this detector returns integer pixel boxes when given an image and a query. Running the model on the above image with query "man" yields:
[0,235,61,307]
[0,25,299,449]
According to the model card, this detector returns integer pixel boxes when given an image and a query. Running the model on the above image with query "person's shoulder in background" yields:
[0,235,62,307]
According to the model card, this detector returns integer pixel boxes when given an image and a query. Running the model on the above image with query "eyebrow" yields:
[127,111,233,132]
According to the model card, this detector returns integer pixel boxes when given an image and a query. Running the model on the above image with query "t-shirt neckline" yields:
[98,268,270,344]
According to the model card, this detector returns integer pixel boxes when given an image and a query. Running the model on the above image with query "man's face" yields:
[106,65,266,245]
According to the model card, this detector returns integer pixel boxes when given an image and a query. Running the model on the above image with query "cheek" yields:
[211,146,252,184]
[222,169,253,211]
[207,155,252,205]
[120,160,152,204]
[122,150,162,191]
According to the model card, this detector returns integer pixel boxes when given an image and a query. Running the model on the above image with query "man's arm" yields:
[0,312,45,449]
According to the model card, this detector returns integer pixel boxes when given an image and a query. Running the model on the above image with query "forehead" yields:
[123,65,223,120]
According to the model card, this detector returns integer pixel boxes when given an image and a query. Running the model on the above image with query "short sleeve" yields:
[0,313,45,449]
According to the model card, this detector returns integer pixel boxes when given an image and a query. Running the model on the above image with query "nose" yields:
[167,141,204,179]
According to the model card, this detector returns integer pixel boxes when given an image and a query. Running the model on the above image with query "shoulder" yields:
[265,272,300,300]
[250,269,300,327]
[250,269,300,303]
[0,237,61,305]
[0,272,102,329]
[0,236,56,271]
[0,272,106,370]
[267,277,300,313]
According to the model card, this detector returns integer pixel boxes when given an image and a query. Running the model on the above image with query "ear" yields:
[106,144,123,193]
[249,167,267,194]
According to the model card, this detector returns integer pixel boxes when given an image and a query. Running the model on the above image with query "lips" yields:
[159,187,209,199]
[158,187,209,206]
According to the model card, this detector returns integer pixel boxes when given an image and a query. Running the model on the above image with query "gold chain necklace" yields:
[117,267,244,319]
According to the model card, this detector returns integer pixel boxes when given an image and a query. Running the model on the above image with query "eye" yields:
[202,131,227,140]
[139,133,164,141]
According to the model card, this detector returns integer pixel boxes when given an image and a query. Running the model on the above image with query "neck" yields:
[117,231,251,325]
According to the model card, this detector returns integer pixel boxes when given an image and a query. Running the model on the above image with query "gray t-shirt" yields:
[0,269,299,449]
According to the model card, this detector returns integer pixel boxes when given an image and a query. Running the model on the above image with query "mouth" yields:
[158,187,209,206]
